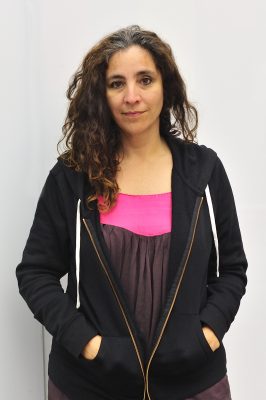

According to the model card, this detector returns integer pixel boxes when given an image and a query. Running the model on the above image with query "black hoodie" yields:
[16,135,247,400]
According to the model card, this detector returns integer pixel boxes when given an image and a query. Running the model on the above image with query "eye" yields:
[108,80,124,89]
[141,76,153,85]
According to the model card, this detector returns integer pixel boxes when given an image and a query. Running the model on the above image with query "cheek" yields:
[106,95,120,116]
[148,86,163,106]
[151,92,164,112]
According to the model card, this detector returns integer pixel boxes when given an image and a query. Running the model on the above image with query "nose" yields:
[123,83,141,104]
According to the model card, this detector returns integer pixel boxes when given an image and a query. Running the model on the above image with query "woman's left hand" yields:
[202,325,220,352]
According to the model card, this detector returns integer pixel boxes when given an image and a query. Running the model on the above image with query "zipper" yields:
[144,196,204,400]
[83,218,147,400]
[83,196,203,400]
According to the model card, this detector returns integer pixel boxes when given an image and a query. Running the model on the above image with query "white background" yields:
[2,0,265,399]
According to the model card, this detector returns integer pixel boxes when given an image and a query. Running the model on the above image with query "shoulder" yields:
[47,157,91,202]
[48,158,84,188]
[49,157,75,176]
[166,135,219,194]
[169,135,217,159]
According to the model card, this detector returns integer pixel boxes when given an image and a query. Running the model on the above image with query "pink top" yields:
[98,192,172,236]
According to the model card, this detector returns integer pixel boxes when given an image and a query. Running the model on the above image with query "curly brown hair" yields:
[58,25,198,212]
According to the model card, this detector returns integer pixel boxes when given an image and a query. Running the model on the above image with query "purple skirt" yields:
[48,374,232,399]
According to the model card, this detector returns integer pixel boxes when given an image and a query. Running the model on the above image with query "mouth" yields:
[122,111,145,117]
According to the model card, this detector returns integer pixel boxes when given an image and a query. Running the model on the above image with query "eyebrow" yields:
[106,69,156,82]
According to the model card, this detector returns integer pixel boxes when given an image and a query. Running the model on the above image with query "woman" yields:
[16,25,247,400]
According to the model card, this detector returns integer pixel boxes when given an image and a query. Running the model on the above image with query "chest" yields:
[116,154,173,194]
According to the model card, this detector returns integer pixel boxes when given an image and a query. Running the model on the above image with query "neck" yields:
[118,131,168,162]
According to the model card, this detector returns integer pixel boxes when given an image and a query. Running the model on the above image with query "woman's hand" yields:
[202,325,220,352]
[81,335,102,360]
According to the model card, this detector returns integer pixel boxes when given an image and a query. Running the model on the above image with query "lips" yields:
[123,111,145,117]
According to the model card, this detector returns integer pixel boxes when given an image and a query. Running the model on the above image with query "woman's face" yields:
[105,45,164,139]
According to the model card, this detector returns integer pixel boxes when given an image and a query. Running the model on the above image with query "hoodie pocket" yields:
[195,317,217,356]
[153,314,214,377]
[80,336,143,396]
[80,335,105,362]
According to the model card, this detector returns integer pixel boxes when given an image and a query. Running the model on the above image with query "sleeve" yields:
[16,171,98,358]
[199,157,248,342]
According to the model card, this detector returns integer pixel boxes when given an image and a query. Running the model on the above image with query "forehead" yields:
[106,45,158,76]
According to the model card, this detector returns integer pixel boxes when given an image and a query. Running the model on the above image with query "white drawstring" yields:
[205,185,220,277]
[75,199,81,308]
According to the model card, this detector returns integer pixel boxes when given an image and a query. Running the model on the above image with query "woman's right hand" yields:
[81,335,102,360]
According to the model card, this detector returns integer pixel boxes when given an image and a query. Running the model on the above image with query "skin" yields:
[105,45,164,145]
[82,45,220,360]
[105,45,172,195]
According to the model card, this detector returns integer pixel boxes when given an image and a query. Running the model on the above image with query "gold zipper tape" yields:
[145,197,204,400]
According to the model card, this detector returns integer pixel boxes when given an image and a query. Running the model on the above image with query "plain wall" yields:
[2,0,265,399]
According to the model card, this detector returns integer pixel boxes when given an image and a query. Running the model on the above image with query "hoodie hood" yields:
[164,134,218,195]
